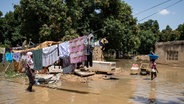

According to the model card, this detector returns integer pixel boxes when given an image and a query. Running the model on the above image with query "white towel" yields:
[58,41,70,57]
[42,45,59,67]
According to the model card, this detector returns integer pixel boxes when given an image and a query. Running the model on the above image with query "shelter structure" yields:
[155,40,184,67]
[13,41,60,53]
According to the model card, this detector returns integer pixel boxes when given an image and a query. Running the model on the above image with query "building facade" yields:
[155,40,184,67]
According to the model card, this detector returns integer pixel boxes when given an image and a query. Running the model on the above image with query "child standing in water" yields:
[150,59,158,80]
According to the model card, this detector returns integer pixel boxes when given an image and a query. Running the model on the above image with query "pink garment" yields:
[70,45,85,53]
[69,36,87,63]
[151,62,156,69]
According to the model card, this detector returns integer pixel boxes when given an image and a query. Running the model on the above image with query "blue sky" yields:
[0,0,20,15]
[0,0,184,30]
[123,0,184,30]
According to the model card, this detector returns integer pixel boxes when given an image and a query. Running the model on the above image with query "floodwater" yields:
[0,59,184,104]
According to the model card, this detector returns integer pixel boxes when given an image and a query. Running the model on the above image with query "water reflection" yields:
[148,81,156,104]
[130,63,184,104]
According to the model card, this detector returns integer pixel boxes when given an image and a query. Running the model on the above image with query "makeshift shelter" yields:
[12,37,93,72]
[13,41,60,53]
[12,41,60,72]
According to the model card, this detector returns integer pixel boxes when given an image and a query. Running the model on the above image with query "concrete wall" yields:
[155,40,184,67]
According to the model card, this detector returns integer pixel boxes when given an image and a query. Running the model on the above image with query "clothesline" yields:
[0,34,95,72]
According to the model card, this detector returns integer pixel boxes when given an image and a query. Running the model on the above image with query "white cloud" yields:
[159,9,170,15]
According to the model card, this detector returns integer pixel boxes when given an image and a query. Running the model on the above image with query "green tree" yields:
[159,25,172,42]
[99,0,139,57]
[1,11,22,47]
[65,0,140,58]
[65,0,91,35]
[15,0,69,43]
[176,23,184,40]
[1,0,140,58]
[139,20,159,34]
[137,19,160,54]
[159,25,180,42]
[137,30,157,54]
[0,11,2,16]
[0,11,4,46]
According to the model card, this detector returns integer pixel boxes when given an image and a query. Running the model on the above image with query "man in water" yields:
[26,52,35,92]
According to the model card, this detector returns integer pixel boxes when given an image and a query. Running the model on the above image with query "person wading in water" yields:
[150,59,158,80]
[26,52,35,92]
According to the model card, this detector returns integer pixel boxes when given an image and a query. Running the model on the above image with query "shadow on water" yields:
[37,84,99,95]
[4,79,99,95]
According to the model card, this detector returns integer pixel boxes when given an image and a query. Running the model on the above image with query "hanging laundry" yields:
[5,52,13,63]
[69,36,87,64]
[0,47,5,54]
[33,49,43,70]
[84,34,94,55]
[12,52,21,62]
[20,53,27,69]
[58,41,70,57]
[42,45,59,67]
[84,33,95,47]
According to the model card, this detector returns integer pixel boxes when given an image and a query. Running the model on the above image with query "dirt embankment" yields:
[60,67,126,83]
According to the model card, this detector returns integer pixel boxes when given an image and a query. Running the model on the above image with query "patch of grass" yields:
[5,69,26,78]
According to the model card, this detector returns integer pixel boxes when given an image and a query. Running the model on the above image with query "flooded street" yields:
[129,65,184,104]
[0,59,184,104]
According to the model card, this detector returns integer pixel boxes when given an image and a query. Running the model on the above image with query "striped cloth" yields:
[42,45,59,67]
[58,41,70,57]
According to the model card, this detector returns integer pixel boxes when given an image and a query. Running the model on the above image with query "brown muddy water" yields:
[0,59,184,104]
